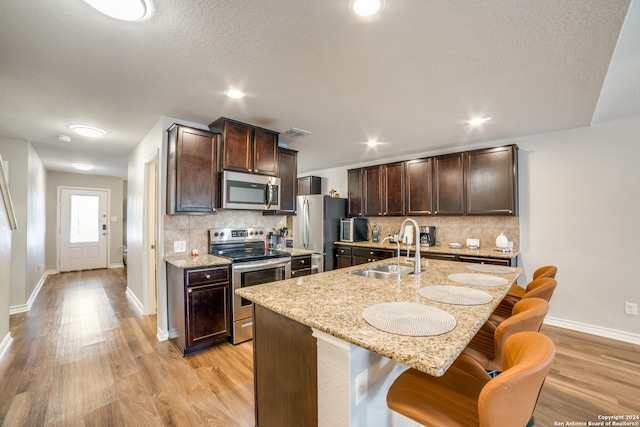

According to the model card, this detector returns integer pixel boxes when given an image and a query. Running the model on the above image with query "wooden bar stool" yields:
[493,278,556,321]
[387,331,556,427]
[508,265,558,299]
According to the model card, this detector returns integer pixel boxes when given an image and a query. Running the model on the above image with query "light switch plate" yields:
[174,240,186,253]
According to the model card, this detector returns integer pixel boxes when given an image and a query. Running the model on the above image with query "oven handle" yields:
[233,258,291,272]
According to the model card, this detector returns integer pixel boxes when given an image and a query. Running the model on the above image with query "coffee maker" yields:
[419,226,436,247]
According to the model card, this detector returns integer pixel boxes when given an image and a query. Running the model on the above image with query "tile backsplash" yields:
[164,211,286,256]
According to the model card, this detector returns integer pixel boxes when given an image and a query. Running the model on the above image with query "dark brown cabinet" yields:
[351,247,394,265]
[167,124,218,214]
[383,162,405,215]
[167,263,231,356]
[274,148,298,215]
[363,165,383,216]
[335,246,352,269]
[434,152,465,215]
[347,168,363,217]
[298,176,322,195]
[458,255,513,266]
[209,117,279,176]
[405,157,433,215]
[464,145,518,215]
[291,254,312,277]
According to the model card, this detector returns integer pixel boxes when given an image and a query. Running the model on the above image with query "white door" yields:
[59,188,109,272]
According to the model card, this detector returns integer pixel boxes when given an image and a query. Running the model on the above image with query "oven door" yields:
[232,257,291,342]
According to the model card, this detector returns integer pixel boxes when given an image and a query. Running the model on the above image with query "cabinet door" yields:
[347,168,363,217]
[464,145,518,215]
[253,128,279,176]
[458,256,513,266]
[169,125,218,214]
[405,158,433,215]
[363,165,383,216]
[222,120,253,173]
[187,282,230,347]
[434,153,464,215]
[276,148,297,214]
[383,162,405,216]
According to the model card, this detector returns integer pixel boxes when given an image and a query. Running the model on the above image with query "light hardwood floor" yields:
[0,268,638,426]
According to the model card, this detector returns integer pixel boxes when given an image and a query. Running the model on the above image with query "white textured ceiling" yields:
[0,0,634,178]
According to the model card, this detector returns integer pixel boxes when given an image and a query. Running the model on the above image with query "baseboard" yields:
[544,316,640,345]
[9,270,53,315]
[157,327,169,342]
[0,332,13,360]
[125,287,144,315]
[109,263,125,269]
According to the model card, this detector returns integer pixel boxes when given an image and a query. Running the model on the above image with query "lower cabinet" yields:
[458,255,513,266]
[335,246,352,269]
[167,263,231,356]
[291,254,312,277]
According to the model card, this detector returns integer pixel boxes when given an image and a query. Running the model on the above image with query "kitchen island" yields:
[236,258,522,427]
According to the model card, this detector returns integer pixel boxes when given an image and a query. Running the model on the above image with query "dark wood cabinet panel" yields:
[210,117,279,176]
[458,256,513,266]
[464,145,518,215]
[167,124,218,214]
[347,168,363,217]
[254,305,318,427]
[434,153,465,215]
[405,158,433,215]
[352,247,394,265]
[335,246,352,269]
[291,254,312,277]
[276,148,297,214]
[383,162,405,216]
[363,165,383,216]
[167,264,231,356]
[298,176,322,195]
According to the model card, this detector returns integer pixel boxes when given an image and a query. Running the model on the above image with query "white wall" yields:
[306,115,640,342]
[45,172,125,270]
[0,137,47,312]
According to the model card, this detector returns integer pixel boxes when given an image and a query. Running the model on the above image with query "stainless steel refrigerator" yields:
[293,195,346,272]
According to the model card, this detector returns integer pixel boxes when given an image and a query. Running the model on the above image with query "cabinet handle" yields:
[188,288,193,294]
[300,260,306,264]
[205,274,211,279]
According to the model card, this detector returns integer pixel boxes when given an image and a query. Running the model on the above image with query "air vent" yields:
[282,127,311,139]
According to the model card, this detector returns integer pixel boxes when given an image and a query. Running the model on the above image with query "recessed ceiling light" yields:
[468,117,492,126]
[351,0,383,17]
[366,140,379,146]
[72,163,95,171]
[83,0,148,21]
[69,125,106,137]
[57,135,71,142]
[225,89,245,99]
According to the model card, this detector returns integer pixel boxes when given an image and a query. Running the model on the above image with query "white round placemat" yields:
[448,273,509,287]
[362,302,456,336]
[418,285,493,305]
[466,264,517,274]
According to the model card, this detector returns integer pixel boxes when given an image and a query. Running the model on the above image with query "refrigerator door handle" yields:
[304,199,311,249]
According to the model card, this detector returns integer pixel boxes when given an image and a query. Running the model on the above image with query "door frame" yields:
[142,154,159,316]
[57,186,111,273]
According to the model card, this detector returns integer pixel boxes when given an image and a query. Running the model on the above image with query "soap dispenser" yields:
[495,232,509,249]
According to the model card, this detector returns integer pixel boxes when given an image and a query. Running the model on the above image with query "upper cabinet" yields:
[275,147,298,215]
[167,124,218,214]
[346,144,518,217]
[209,117,279,176]
[433,153,465,215]
[405,158,433,215]
[464,145,518,215]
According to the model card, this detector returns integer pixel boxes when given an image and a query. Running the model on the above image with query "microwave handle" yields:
[266,180,274,210]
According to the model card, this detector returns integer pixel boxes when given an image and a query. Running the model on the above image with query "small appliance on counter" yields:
[372,224,380,243]
[419,226,436,247]
[340,217,368,242]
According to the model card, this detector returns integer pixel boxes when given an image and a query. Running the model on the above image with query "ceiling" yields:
[0,0,636,179]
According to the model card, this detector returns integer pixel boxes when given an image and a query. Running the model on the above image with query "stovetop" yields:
[208,227,290,263]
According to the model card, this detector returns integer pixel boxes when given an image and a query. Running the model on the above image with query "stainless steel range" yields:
[209,227,291,344]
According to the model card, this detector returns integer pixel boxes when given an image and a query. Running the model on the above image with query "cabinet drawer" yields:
[291,268,312,278]
[422,253,457,261]
[292,255,312,271]
[352,247,393,259]
[186,266,230,286]
[336,246,352,256]
[458,256,513,266]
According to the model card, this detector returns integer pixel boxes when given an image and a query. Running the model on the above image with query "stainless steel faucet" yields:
[400,218,421,275]
[380,236,401,280]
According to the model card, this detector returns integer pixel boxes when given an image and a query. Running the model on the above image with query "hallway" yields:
[0,269,254,426]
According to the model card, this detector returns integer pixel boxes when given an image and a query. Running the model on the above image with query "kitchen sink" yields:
[348,263,415,279]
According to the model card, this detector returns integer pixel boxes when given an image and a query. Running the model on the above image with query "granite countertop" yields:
[236,258,522,377]
[281,247,316,257]
[336,240,519,260]
[164,254,232,269]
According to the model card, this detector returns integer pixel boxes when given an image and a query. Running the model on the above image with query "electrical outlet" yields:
[355,369,368,405]
[625,302,638,316]
[174,240,186,253]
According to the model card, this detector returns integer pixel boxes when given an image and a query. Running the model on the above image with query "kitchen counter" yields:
[281,247,315,257]
[237,257,521,376]
[336,240,519,260]
[164,254,231,268]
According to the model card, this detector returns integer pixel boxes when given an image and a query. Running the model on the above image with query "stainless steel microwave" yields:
[340,217,368,242]
[221,171,280,210]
